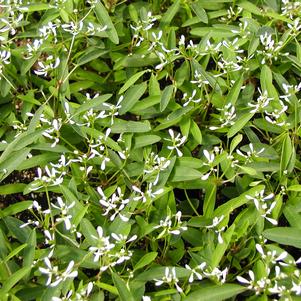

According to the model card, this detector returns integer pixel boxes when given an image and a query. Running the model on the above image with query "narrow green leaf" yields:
[287,185,301,191]
[260,65,278,101]
[185,284,246,301]
[23,230,36,279]
[93,1,119,44]
[238,1,262,15]
[0,148,31,181]
[119,70,150,94]
[171,166,203,182]
[190,120,202,144]
[75,94,112,115]
[112,272,135,301]
[263,227,301,248]
[18,153,60,170]
[1,201,32,218]
[4,217,31,243]
[160,0,181,26]
[280,134,292,176]
[214,185,265,217]
[80,218,98,246]
[211,224,235,267]
[95,282,118,295]
[149,74,161,96]
[0,266,31,294]
[227,113,254,138]
[230,134,243,154]
[26,3,50,11]
[0,129,44,164]
[111,120,151,133]
[77,48,108,66]
[227,76,243,105]
[4,243,27,262]
[191,0,208,24]
[0,183,27,195]
[134,252,158,271]
[160,85,174,112]
[284,205,301,229]
[119,82,147,115]
[133,135,161,149]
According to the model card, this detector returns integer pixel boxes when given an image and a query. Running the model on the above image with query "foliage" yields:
[0,0,301,300]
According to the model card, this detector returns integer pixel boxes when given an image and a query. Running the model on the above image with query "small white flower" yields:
[165,129,186,157]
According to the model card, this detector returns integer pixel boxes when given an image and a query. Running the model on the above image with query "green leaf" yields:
[119,70,150,94]
[211,224,235,267]
[119,82,147,115]
[0,266,31,294]
[227,113,254,138]
[4,217,32,243]
[93,1,119,44]
[133,135,161,149]
[185,284,246,301]
[112,272,135,301]
[0,183,27,195]
[77,47,108,66]
[136,267,190,281]
[111,120,151,133]
[238,1,262,15]
[190,120,202,144]
[95,282,118,295]
[230,134,243,154]
[160,0,181,26]
[214,185,265,217]
[0,148,31,181]
[226,76,243,105]
[260,65,278,101]
[1,201,32,219]
[263,227,301,248]
[75,94,112,116]
[4,243,27,262]
[191,27,237,38]
[149,74,161,96]
[23,229,36,281]
[287,185,301,191]
[80,218,98,246]
[280,133,294,175]
[284,205,301,229]
[160,85,174,112]
[134,252,158,271]
[18,153,60,170]
[26,3,50,11]
[171,166,203,182]
[0,129,44,164]
[191,0,208,24]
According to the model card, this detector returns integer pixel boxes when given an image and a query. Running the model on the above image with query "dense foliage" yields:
[1,0,301,300]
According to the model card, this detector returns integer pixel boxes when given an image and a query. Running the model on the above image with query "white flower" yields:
[246,190,277,225]
[132,183,163,202]
[39,257,59,286]
[154,267,183,293]
[52,197,75,230]
[89,226,115,262]
[185,263,206,282]
[26,39,43,59]
[183,90,202,107]
[62,21,83,35]
[165,129,186,157]
[51,260,78,287]
[34,55,60,77]
[97,187,129,222]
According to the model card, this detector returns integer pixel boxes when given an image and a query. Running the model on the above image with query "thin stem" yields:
[184,189,199,216]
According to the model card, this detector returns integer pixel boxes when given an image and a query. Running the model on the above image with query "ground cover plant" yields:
[1,0,301,300]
